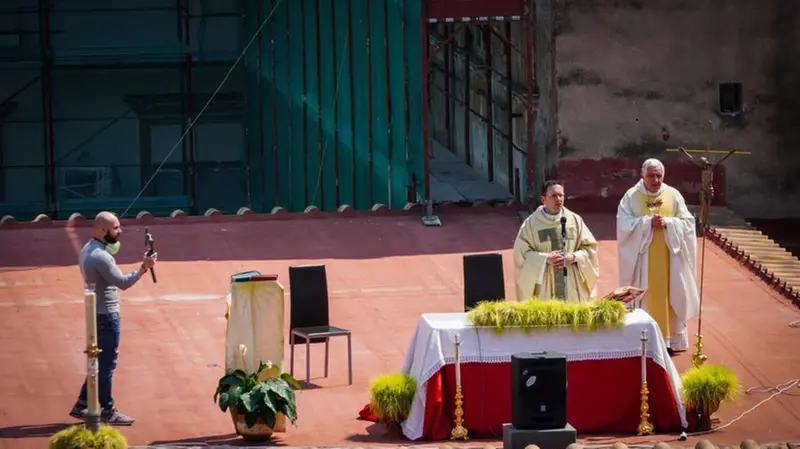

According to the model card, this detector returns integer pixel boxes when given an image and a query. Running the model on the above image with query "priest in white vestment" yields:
[616,158,700,351]
[513,180,600,302]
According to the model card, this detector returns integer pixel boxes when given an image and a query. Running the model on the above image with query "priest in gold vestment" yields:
[513,180,600,302]
[616,159,700,352]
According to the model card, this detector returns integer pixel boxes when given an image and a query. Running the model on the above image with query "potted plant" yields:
[49,424,127,449]
[680,364,741,431]
[368,372,417,433]
[214,359,301,442]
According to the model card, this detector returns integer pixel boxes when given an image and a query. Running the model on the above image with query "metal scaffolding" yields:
[0,1,242,219]
[420,0,536,205]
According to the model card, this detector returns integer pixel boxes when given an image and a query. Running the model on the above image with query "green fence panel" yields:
[318,0,338,211]
[404,0,425,203]
[386,0,409,209]
[288,0,307,211]
[303,0,322,209]
[351,0,371,210]
[242,0,424,212]
[368,0,390,207]
[259,1,278,211]
[333,1,354,208]
[271,1,292,209]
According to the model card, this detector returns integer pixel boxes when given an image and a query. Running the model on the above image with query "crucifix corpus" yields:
[664,145,750,367]
[666,147,750,228]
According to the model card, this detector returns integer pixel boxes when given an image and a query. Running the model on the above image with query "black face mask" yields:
[104,231,119,245]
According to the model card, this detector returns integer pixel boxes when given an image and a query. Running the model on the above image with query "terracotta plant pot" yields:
[230,409,274,442]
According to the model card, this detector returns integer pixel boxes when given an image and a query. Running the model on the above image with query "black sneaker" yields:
[69,406,87,420]
[101,409,135,426]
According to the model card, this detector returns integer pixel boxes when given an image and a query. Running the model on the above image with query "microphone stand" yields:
[560,216,568,300]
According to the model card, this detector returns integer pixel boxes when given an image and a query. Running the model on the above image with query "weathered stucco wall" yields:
[556,0,800,217]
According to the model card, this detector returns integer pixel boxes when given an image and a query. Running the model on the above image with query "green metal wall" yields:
[244,0,424,213]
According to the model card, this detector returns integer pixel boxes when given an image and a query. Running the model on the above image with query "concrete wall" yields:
[431,0,800,217]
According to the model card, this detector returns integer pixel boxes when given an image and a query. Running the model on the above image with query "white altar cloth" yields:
[399,308,687,440]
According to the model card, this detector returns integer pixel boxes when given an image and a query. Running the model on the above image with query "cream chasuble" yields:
[513,206,600,302]
[616,180,700,350]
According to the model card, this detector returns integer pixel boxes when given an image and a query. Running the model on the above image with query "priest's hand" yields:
[546,251,563,267]
[651,214,666,228]
[554,253,575,269]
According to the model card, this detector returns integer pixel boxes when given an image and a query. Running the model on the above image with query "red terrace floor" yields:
[0,209,799,449]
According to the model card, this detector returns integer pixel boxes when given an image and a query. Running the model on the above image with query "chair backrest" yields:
[289,264,330,344]
[463,253,506,311]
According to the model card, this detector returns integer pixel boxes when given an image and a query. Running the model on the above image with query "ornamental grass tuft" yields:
[49,424,127,449]
[680,364,741,416]
[369,373,417,423]
[466,298,627,333]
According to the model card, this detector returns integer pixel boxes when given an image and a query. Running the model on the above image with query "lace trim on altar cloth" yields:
[419,349,666,386]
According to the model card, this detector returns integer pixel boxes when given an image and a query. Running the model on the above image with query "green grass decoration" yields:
[466,298,627,333]
[680,364,741,416]
[49,424,127,449]
[369,373,417,423]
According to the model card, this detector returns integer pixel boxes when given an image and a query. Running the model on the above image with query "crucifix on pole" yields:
[665,137,750,368]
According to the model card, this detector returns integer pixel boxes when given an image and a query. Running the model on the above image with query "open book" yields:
[601,286,646,309]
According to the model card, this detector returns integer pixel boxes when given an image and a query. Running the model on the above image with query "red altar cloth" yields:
[360,357,684,440]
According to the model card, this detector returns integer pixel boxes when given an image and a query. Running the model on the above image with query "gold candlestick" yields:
[638,382,654,436]
[637,329,654,436]
[450,331,468,440]
[451,385,468,440]
[83,284,102,433]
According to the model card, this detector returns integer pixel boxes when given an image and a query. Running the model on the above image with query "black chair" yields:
[288,264,352,385]
[463,253,506,311]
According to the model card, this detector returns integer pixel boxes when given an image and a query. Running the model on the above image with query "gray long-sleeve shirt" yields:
[79,239,142,314]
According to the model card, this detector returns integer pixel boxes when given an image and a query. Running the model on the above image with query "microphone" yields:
[144,228,158,283]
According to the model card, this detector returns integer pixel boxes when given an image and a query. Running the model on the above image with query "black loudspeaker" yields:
[463,253,506,311]
[511,351,568,430]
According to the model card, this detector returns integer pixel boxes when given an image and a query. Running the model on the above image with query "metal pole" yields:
[83,283,102,433]
[420,0,431,204]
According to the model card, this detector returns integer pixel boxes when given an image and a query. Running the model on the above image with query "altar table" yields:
[399,309,688,441]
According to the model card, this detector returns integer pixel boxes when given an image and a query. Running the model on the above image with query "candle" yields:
[455,343,461,386]
[84,283,101,430]
[640,329,647,382]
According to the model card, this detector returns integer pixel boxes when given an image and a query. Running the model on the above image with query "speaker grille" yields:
[511,351,568,430]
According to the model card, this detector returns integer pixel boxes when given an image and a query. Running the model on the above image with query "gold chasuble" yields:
[641,188,674,338]
[513,206,600,302]
[616,180,700,350]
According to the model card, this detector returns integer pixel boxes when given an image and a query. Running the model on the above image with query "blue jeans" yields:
[75,313,121,411]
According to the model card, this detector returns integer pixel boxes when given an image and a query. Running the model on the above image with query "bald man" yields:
[69,211,157,425]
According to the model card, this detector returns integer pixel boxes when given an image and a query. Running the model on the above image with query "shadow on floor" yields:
[149,432,287,447]
[0,422,72,439]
